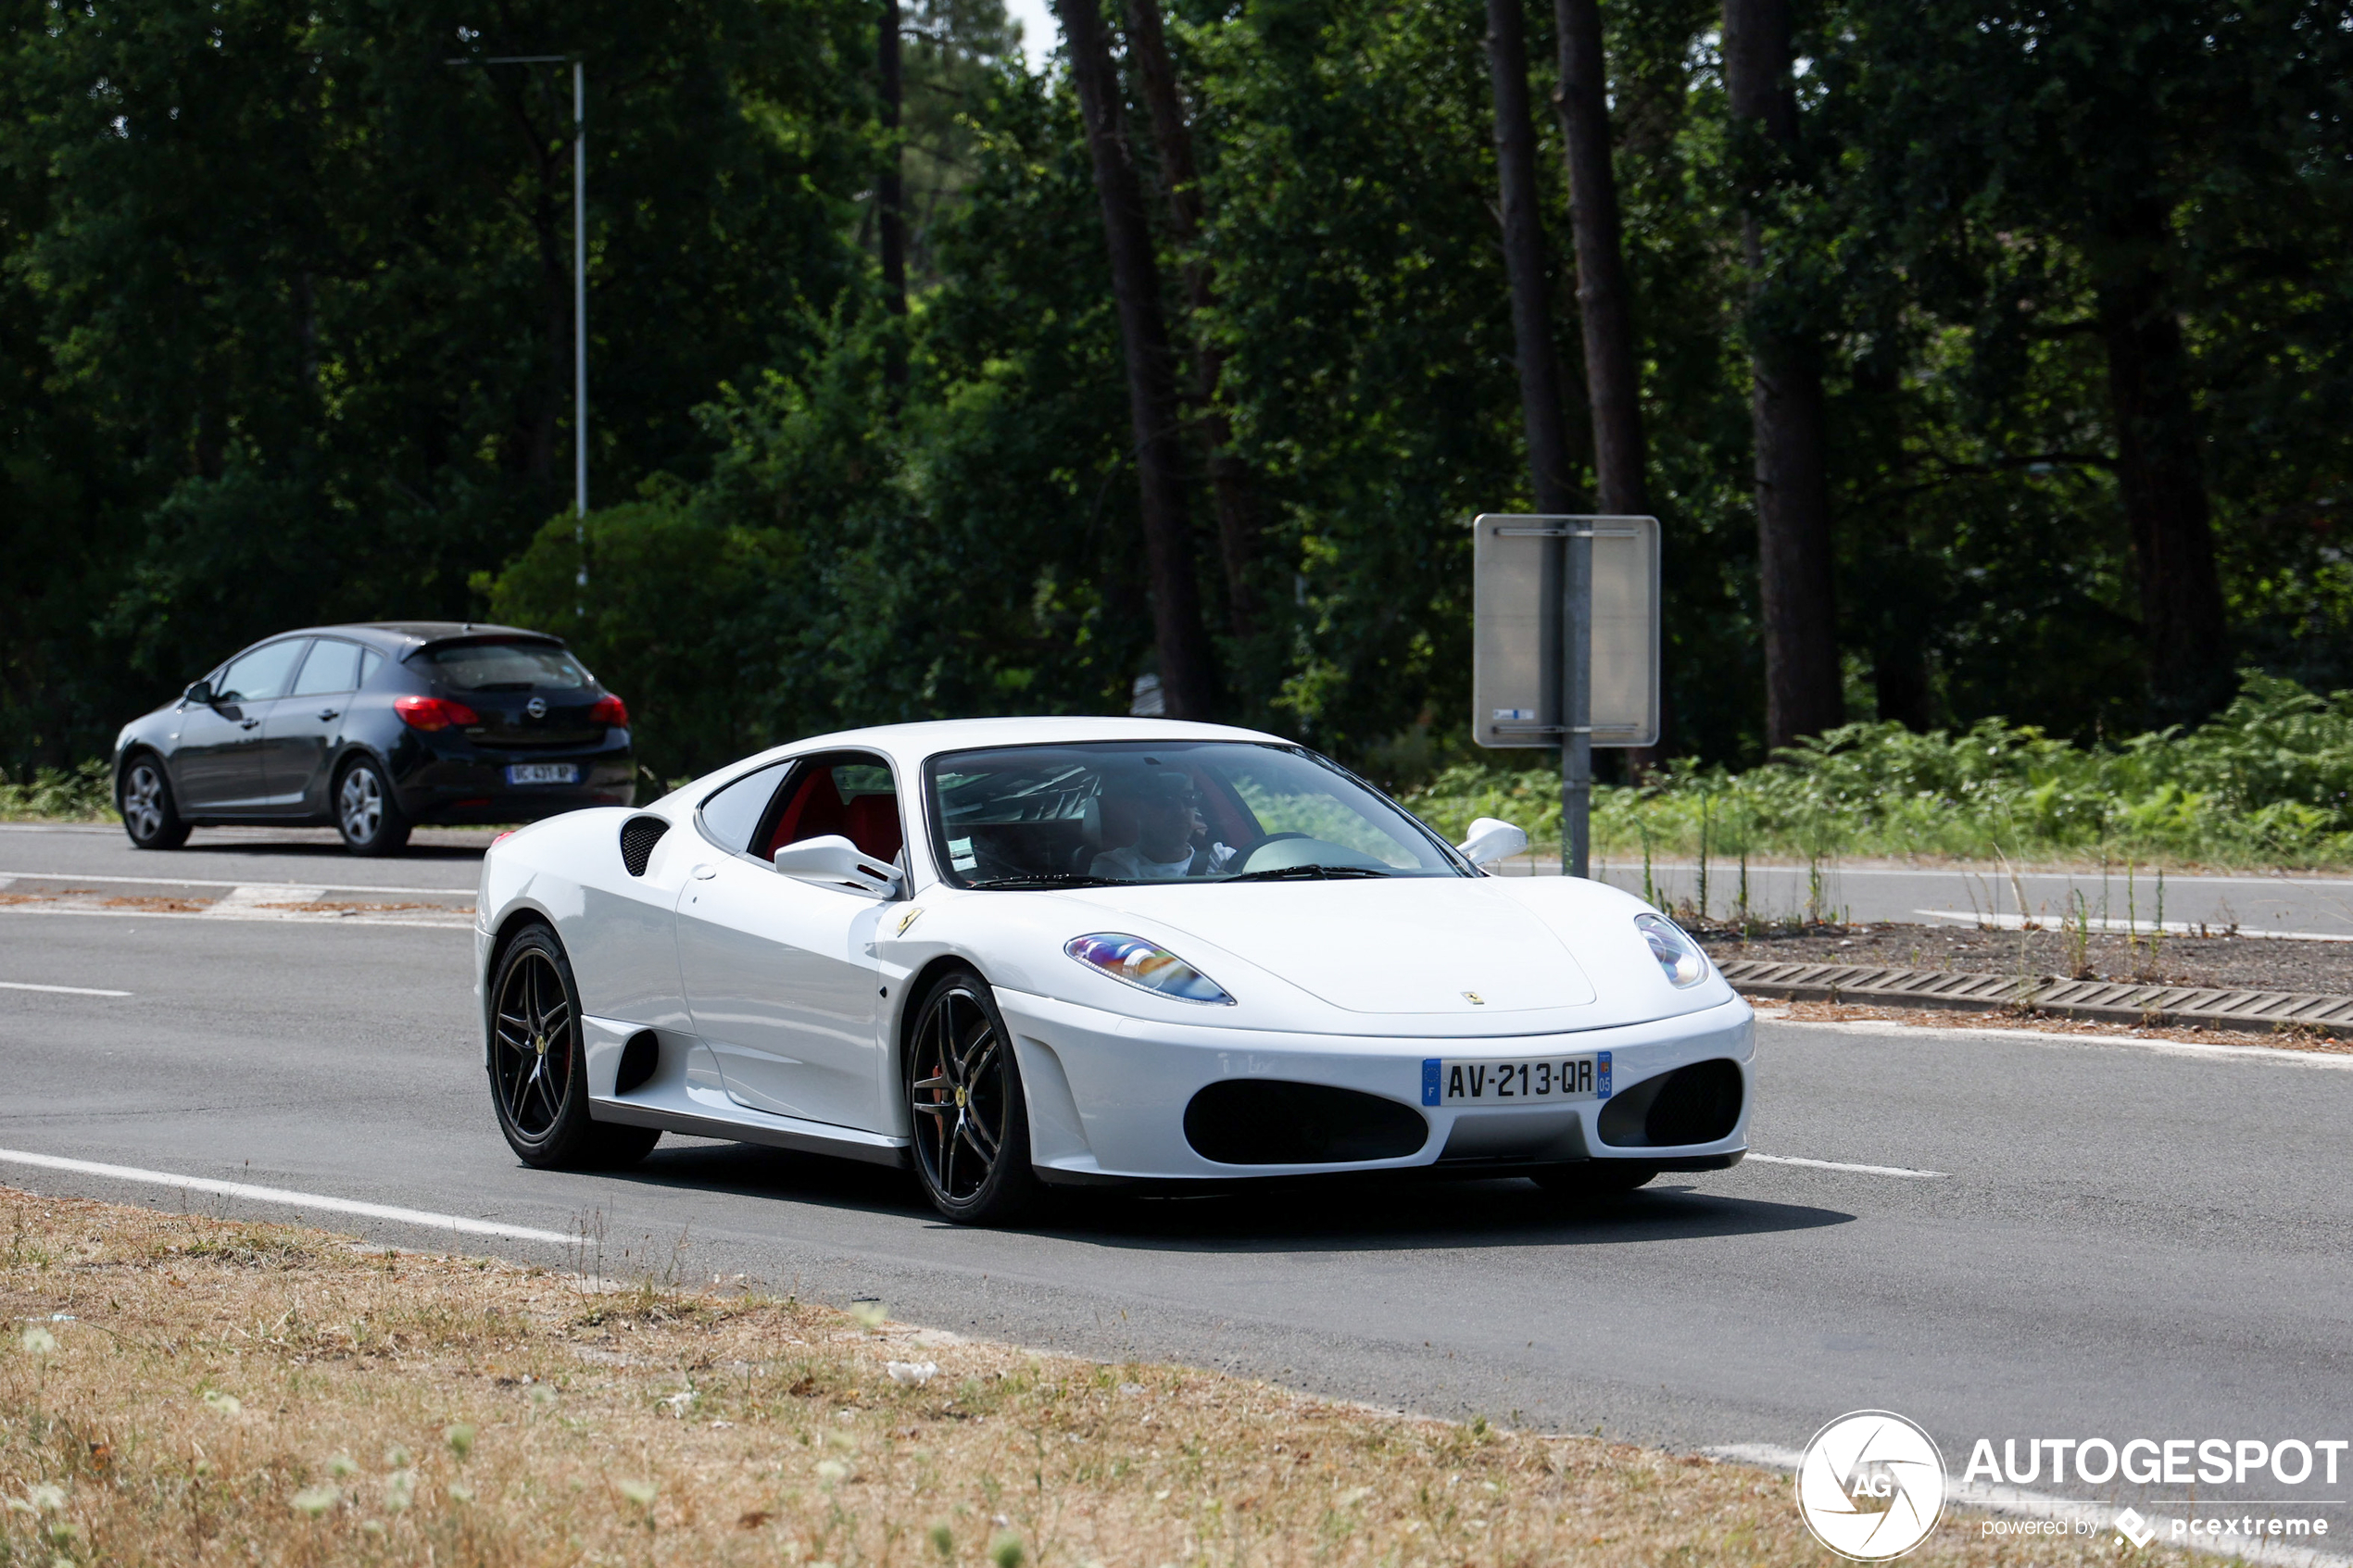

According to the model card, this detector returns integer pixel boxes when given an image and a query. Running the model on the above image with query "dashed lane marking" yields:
[0,981,132,997]
[1745,1154,1948,1179]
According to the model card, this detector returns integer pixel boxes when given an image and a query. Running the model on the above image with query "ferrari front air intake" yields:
[1183,1080,1428,1165]
[1596,1059,1743,1148]
[618,815,670,876]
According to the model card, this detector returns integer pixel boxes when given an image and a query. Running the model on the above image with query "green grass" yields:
[1398,673,2353,872]
[0,760,112,822]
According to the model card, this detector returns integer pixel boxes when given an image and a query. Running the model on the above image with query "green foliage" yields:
[479,496,802,784]
[1403,675,2353,869]
[0,760,113,822]
[6,0,2353,799]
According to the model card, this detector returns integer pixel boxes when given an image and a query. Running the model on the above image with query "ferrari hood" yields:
[1071,879,1596,1015]
[898,871,1737,1037]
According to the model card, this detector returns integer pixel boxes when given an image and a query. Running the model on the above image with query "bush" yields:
[1398,673,2353,870]
[0,759,114,822]
[477,496,803,785]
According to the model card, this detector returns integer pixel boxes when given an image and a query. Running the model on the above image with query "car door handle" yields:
[691,864,717,880]
[239,717,261,730]
[316,708,339,721]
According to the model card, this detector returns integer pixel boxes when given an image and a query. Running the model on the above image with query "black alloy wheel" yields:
[1532,1160,1659,1199]
[907,970,1036,1225]
[118,756,190,850]
[335,756,412,857]
[488,925,659,1170]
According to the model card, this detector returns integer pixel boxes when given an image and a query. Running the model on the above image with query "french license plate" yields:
[1422,1051,1610,1107]
[505,763,578,786]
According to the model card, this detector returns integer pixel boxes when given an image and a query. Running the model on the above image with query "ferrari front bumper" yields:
[992,987,1754,1182]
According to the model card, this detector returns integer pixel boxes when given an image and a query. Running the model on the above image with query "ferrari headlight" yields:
[1636,912,1709,988]
[1063,933,1235,1006]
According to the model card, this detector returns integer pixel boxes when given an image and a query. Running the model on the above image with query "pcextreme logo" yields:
[1795,1411,1948,1562]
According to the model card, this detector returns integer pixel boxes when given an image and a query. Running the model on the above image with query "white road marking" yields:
[0,981,131,997]
[0,905,468,931]
[204,884,324,918]
[1917,909,2353,942]
[202,884,321,921]
[0,870,473,896]
[0,1148,572,1246]
[1746,1153,1946,1179]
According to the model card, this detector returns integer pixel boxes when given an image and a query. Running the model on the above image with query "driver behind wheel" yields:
[1088,768,1239,880]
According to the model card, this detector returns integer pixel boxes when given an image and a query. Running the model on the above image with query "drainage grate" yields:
[1719,959,2353,1037]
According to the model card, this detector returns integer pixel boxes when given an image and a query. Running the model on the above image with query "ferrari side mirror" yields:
[773,834,903,899]
[1456,816,1528,870]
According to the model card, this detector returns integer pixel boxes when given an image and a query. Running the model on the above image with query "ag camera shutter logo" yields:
[1795,1411,1947,1561]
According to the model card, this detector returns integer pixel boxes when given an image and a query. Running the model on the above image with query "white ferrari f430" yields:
[474,718,1753,1223]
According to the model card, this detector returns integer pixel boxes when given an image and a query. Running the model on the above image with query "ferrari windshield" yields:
[925,741,1468,887]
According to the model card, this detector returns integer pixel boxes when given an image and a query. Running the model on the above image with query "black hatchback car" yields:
[111,621,636,855]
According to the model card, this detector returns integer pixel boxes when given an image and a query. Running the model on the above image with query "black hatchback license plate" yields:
[505,763,579,785]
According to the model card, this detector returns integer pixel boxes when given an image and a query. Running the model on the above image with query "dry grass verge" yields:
[0,1187,2182,1566]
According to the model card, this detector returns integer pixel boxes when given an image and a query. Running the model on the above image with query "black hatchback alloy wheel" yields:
[118,756,189,850]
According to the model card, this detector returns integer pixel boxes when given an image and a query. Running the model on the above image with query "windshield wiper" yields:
[1220,864,1394,882]
[963,872,1125,889]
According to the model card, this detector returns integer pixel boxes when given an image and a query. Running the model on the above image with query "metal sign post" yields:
[1470,513,1660,877]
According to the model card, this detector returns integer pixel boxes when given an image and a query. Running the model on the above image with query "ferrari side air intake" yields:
[618,815,670,876]
[1183,1080,1429,1165]
[1596,1059,1743,1148]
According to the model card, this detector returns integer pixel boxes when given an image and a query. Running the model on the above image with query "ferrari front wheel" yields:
[907,970,1036,1225]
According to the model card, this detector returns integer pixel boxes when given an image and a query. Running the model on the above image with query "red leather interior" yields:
[842,792,903,862]
[761,762,900,864]
[763,770,844,857]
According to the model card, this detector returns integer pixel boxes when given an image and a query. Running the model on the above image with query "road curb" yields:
[1718,959,2353,1038]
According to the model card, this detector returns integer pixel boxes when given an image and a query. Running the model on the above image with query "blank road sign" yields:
[1471,514,1659,749]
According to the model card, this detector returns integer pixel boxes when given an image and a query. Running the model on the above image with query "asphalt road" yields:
[4,822,2350,1532]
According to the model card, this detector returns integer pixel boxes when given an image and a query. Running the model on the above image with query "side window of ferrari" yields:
[697,761,790,855]
[759,753,902,866]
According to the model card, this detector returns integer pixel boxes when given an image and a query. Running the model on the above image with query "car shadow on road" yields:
[609,1141,1855,1252]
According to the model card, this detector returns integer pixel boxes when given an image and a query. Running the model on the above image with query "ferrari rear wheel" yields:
[907,970,1036,1225]
[489,925,660,1170]
[1532,1160,1659,1198]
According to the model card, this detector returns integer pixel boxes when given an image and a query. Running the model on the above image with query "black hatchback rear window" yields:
[419,640,592,692]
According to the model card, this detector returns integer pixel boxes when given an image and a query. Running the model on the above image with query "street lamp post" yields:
[447,52,588,591]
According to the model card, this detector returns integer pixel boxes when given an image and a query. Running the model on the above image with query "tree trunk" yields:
[1554,0,1673,768]
[1553,0,1644,520]
[1484,0,1580,517]
[878,0,909,394]
[1056,0,1220,719]
[1722,0,1843,750]
[2095,205,2231,726]
[1123,0,1259,636]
